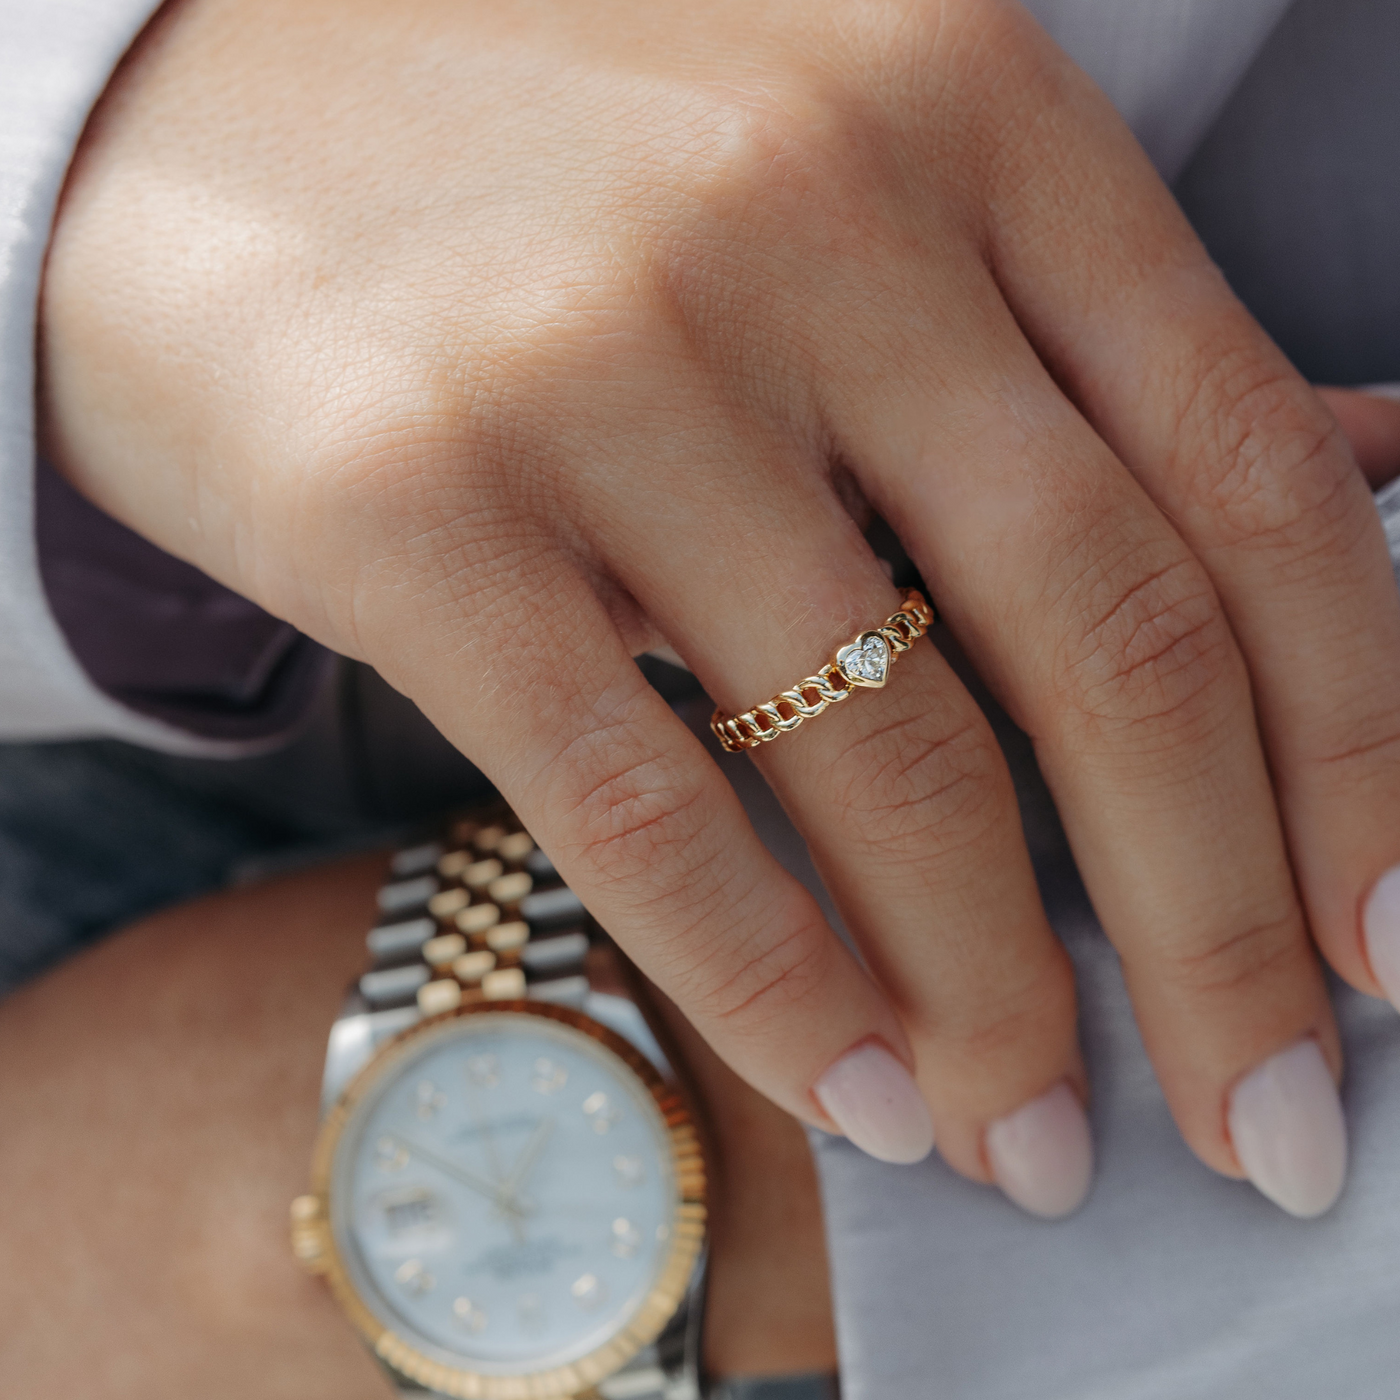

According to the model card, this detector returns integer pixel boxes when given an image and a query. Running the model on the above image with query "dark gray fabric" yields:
[35,461,333,740]
[709,1373,840,1400]
[0,661,495,996]
[1175,0,1400,385]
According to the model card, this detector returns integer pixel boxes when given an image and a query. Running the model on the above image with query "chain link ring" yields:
[710,588,936,753]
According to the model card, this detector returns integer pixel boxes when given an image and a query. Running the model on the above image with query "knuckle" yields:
[639,81,897,308]
[822,695,1009,866]
[1153,906,1305,1001]
[930,953,1077,1068]
[1056,551,1237,738]
[536,688,842,1042]
[676,85,863,216]
[562,752,707,894]
[1178,358,1365,562]
[539,698,712,900]
[680,897,835,1030]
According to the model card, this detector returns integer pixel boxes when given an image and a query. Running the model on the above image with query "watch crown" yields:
[289,1195,330,1274]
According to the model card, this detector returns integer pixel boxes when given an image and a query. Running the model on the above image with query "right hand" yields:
[41,0,1400,1216]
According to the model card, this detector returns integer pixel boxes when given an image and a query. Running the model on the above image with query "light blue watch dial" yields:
[332,1011,676,1376]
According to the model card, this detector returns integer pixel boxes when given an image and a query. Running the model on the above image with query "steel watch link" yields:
[291,805,708,1400]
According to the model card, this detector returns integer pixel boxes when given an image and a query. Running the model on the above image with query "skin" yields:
[38,0,1400,1192]
[0,853,837,1394]
[1319,389,1400,489]
[5,410,1392,1393]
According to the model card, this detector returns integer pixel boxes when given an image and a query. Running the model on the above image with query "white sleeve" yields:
[0,0,309,755]
[1021,0,1293,182]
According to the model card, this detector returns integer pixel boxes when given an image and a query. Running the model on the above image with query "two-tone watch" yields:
[291,806,708,1399]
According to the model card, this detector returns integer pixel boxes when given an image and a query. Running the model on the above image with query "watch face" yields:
[322,1006,701,1390]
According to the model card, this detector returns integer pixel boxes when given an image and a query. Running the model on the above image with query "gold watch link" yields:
[291,802,709,1400]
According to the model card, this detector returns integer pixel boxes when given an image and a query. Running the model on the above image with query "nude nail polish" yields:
[1227,1039,1347,1218]
[1362,862,1400,1011]
[814,1042,934,1165]
[986,1081,1094,1219]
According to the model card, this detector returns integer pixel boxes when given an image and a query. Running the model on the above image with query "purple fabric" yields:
[34,461,331,743]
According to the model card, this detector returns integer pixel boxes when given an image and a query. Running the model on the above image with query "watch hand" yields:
[387,1134,525,1218]
[465,1084,510,1187]
[459,1079,529,1240]
[502,1117,554,1201]
[492,1119,554,1247]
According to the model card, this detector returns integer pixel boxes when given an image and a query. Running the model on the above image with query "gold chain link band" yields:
[710,587,935,753]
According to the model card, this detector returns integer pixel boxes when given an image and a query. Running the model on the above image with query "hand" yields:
[40,0,1400,1216]
[0,853,835,1394]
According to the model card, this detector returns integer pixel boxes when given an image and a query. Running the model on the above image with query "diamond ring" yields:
[710,589,936,753]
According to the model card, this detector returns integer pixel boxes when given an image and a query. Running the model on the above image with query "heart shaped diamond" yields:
[835,632,891,688]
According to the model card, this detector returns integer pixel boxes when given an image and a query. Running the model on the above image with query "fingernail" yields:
[814,1042,934,1165]
[1227,1039,1347,1218]
[1362,863,1400,1010]
[986,1081,1094,1219]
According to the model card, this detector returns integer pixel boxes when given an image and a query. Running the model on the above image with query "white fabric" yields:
[1023,0,1293,181]
[0,0,251,753]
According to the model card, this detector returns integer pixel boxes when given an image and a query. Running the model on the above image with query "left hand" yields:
[0,854,835,1394]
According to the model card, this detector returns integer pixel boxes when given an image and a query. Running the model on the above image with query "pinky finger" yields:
[411,567,934,1165]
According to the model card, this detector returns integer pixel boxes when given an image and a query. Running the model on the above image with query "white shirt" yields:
[0,0,200,749]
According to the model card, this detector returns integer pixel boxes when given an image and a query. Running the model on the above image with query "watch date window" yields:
[384,1190,439,1235]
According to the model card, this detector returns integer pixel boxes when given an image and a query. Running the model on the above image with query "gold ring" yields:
[710,588,936,753]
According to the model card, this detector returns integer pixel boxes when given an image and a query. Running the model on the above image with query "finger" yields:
[1316,387,1400,488]
[815,242,1341,1213]
[368,545,934,1166]
[571,420,1093,1217]
[980,28,1400,1042]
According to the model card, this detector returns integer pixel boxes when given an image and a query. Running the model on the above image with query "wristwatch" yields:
[290,805,709,1400]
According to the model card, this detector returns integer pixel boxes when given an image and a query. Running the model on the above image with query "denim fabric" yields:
[0,656,707,998]
[0,661,496,997]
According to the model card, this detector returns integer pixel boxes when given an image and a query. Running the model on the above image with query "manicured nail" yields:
[814,1042,934,1165]
[1227,1040,1347,1218]
[986,1081,1093,1219]
[1362,863,1400,1010]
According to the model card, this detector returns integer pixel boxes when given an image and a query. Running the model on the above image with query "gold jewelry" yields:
[292,809,708,1400]
[710,587,935,753]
